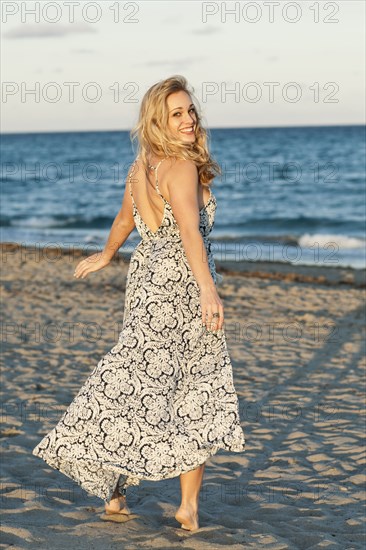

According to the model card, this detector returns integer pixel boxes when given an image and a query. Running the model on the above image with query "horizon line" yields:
[1,122,365,136]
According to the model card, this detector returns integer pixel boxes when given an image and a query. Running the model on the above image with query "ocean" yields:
[1,125,365,269]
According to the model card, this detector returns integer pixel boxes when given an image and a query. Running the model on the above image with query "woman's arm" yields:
[167,159,224,330]
[167,159,215,291]
[74,167,135,278]
[100,182,136,263]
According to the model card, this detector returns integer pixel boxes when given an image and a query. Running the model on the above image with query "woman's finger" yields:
[74,254,99,275]
[75,265,90,279]
[209,303,224,332]
[74,255,100,278]
[208,310,219,332]
[207,306,217,330]
[205,306,213,329]
[202,306,207,327]
[218,304,224,330]
[201,300,225,332]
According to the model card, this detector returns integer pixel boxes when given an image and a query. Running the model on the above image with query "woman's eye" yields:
[173,108,196,117]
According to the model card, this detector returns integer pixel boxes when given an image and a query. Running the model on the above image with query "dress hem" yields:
[32,436,245,504]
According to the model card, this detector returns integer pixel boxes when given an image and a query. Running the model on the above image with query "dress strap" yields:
[153,157,169,204]
[129,156,169,203]
[128,157,139,199]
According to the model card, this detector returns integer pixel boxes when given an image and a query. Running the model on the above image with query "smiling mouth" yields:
[180,126,195,134]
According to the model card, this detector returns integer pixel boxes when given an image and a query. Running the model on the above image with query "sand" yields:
[1,243,365,549]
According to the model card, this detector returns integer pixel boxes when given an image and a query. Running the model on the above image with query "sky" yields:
[1,0,365,133]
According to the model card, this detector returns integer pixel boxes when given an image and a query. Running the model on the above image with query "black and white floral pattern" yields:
[32,158,246,503]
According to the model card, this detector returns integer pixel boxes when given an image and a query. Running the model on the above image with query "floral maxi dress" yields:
[32,158,246,503]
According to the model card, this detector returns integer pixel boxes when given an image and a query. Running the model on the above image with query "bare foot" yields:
[105,494,131,515]
[175,504,199,531]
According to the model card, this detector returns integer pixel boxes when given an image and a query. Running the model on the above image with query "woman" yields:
[32,75,246,532]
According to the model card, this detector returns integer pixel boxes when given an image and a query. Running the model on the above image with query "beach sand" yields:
[1,243,365,549]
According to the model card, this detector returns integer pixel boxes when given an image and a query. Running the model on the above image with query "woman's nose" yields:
[183,113,195,125]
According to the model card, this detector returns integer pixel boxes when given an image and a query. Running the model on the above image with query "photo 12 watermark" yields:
[201,1,340,24]
[1,1,141,24]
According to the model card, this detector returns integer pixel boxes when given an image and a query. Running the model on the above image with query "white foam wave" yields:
[299,233,365,249]
[11,216,64,228]
[84,233,104,243]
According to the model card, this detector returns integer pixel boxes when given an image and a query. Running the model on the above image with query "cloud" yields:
[191,26,222,35]
[4,22,97,39]
[139,57,207,69]
[70,48,96,55]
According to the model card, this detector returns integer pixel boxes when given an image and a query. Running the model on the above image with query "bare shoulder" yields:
[160,159,201,225]
[165,158,198,196]
[166,157,197,176]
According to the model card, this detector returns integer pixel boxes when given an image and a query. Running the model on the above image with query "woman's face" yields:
[166,90,197,143]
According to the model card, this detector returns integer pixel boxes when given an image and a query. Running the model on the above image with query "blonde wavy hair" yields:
[130,75,221,186]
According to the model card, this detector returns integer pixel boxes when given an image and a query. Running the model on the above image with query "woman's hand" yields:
[200,284,224,332]
[73,252,110,279]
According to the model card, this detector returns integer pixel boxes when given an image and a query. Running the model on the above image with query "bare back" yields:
[129,157,212,235]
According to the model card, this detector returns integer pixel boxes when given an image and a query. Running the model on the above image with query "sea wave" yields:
[298,233,365,250]
[7,216,112,229]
